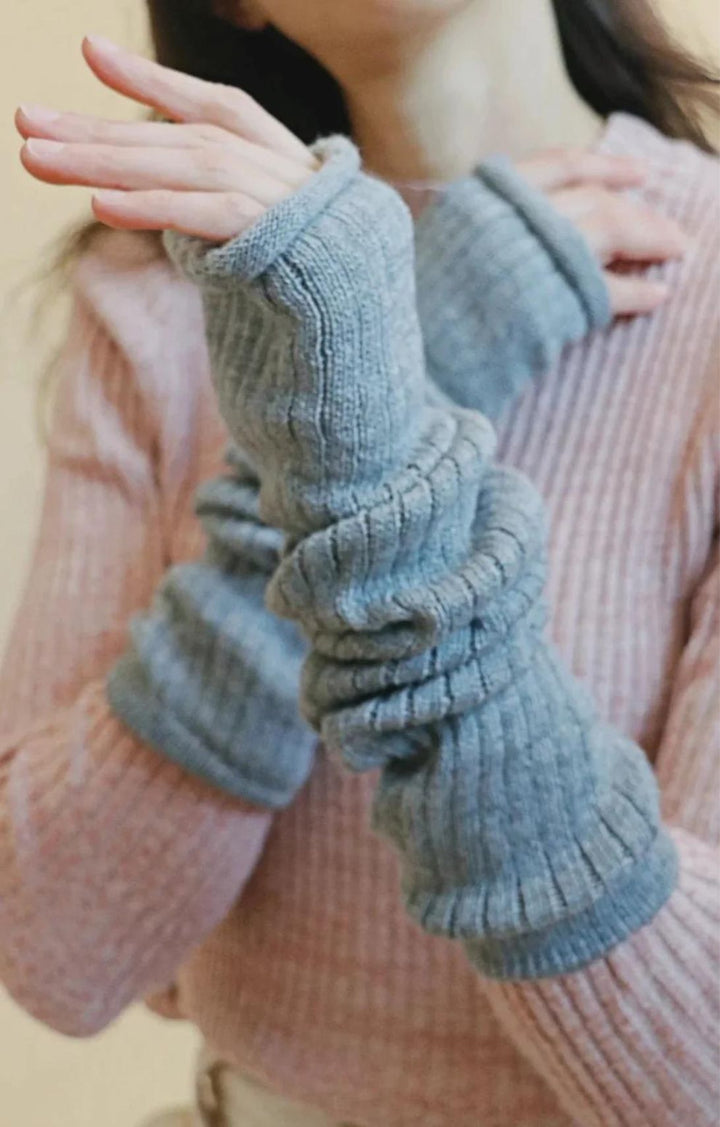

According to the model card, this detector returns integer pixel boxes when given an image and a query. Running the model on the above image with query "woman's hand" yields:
[16,35,317,243]
[16,35,687,314]
[517,149,688,316]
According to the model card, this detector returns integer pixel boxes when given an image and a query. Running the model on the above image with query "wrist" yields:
[478,156,611,331]
[415,157,611,418]
[163,136,362,286]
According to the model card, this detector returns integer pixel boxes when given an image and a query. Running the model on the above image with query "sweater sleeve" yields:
[414,157,611,419]
[483,544,720,1127]
[0,289,272,1037]
[164,137,676,981]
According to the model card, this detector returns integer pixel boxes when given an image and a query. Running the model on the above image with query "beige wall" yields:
[0,2,718,1125]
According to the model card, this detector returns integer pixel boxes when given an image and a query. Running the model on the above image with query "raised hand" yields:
[517,148,688,315]
[16,34,687,313]
[16,35,317,243]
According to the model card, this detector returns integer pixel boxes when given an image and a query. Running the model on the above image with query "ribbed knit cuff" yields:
[466,830,678,979]
[415,156,611,417]
[163,136,361,285]
[479,157,611,330]
[107,463,316,809]
[107,652,313,808]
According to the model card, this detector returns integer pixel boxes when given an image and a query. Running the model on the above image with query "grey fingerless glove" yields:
[415,156,611,418]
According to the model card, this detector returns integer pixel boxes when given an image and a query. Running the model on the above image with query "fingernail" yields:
[25,138,64,156]
[84,34,120,53]
[18,104,60,124]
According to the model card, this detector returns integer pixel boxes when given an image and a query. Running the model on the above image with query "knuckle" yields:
[570,184,598,209]
[200,91,233,123]
[221,194,244,221]
[217,83,260,120]
[152,189,178,213]
[194,123,228,145]
[221,194,256,230]
[588,184,611,209]
[225,83,257,110]
[197,144,232,177]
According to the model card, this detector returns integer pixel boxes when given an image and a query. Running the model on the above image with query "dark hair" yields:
[145,0,717,150]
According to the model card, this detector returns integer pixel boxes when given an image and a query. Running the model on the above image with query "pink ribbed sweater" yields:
[0,115,718,1127]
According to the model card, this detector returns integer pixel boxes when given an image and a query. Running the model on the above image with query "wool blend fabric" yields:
[1,115,717,1127]
[107,150,610,810]
[416,155,611,417]
[142,136,676,979]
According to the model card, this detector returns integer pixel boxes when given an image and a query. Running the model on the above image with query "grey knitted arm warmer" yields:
[159,137,676,978]
[107,144,610,812]
[108,447,315,807]
[415,157,611,418]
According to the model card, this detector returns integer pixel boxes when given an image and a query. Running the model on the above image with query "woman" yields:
[3,3,718,1125]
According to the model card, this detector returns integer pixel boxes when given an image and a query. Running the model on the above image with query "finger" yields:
[605,273,671,316]
[606,205,689,264]
[20,138,294,207]
[81,34,313,165]
[15,106,310,187]
[551,187,689,264]
[518,150,646,192]
[16,104,212,147]
[91,188,264,242]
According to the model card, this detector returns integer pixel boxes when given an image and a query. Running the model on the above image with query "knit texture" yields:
[416,156,611,417]
[0,116,717,1126]
[159,135,676,978]
[108,446,315,807]
[107,143,609,809]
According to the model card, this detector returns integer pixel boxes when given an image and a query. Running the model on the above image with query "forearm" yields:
[486,830,719,1126]
[0,680,270,1036]
[107,448,316,808]
[166,139,675,976]
[0,268,273,1034]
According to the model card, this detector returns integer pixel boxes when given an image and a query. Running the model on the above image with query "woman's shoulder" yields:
[603,115,719,361]
[67,227,219,448]
[72,227,207,360]
[600,113,719,229]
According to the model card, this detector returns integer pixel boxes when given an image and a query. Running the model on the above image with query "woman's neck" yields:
[336,0,602,182]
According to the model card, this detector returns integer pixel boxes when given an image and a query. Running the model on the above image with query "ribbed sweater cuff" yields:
[465,830,678,979]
